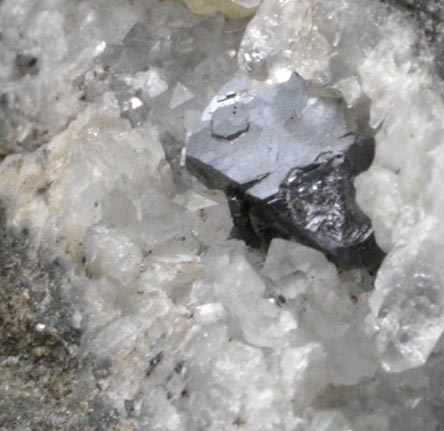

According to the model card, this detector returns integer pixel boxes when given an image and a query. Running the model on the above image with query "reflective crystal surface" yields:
[187,72,384,270]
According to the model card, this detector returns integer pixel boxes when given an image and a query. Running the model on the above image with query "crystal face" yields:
[187,72,384,270]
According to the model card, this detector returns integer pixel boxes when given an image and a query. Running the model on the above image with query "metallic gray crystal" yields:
[186,72,384,271]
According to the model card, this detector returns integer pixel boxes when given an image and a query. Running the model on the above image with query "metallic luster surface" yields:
[186,72,384,271]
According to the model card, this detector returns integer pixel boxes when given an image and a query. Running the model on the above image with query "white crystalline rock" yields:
[304,409,352,431]
[334,76,362,107]
[196,244,298,349]
[372,14,441,374]
[280,343,328,412]
[194,302,227,323]
[1,0,243,157]
[355,166,402,253]
[0,100,173,256]
[238,0,418,91]
[367,200,444,372]
[81,236,355,431]
[175,190,233,244]
[355,26,444,371]
[0,0,149,155]
[85,225,143,286]
[239,0,444,375]
[239,0,331,80]
[262,239,377,385]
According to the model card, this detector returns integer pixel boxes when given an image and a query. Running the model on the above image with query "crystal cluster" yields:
[1,0,444,430]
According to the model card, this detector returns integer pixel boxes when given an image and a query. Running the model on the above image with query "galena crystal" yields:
[186,71,384,270]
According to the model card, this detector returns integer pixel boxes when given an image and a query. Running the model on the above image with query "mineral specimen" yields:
[4,0,444,430]
[186,71,384,270]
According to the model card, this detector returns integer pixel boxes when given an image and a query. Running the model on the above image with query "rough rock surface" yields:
[187,71,384,270]
[0,204,122,431]
[386,0,444,79]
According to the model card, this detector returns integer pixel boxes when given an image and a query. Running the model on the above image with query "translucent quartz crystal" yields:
[369,244,444,372]
[238,0,416,91]
[169,82,195,109]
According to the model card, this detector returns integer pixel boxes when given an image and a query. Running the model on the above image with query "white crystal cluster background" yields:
[1,0,444,430]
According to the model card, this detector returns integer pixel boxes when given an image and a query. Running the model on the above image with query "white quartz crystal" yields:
[2,0,444,429]
[142,69,169,98]
[169,82,195,109]
[239,0,444,376]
